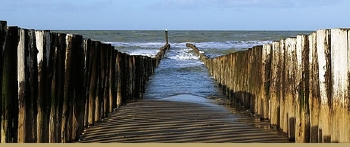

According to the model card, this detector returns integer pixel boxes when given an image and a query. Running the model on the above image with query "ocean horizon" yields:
[53,30,311,57]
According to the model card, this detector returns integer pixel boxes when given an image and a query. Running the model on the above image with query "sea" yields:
[54,30,311,106]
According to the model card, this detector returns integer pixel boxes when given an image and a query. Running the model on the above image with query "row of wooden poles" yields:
[187,28,350,143]
[0,21,170,143]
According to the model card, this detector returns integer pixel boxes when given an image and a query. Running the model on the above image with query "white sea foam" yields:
[168,48,199,60]
[106,40,272,57]
[169,54,199,60]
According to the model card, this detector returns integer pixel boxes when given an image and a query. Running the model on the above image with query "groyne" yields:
[0,20,170,143]
[187,28,350,143]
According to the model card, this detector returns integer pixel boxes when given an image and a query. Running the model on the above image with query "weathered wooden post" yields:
[57,33,67,143]
[165,29,169,45]
[61,34,84,142]
[35,30,51,143]
[123,53,128,104]
[100,44,108,118]
[50,33,67,143]
[227,53,234,100]
[0,20,7,143]
[134,56,141,100]
[18,29,26,143]
[61,34,71,142]
[262,44,272,119]
[83,39,92,128]
[48,33,58,143]
[247,48,254,113]
[26,29,39,143]
[277,39,287,135]
[269,41,281,129]
[224,55,230,97]
[330,28,350,143]
[316,29,331,143]
[88,41,98,126]
[17,29,38,142]
[129,55,135,101]
[36,30,44,143]
[295,35,310,143]
[108,48,116,113]
[308,32,320,143]
[247,48,253,111]
[125,54,131,102]
[229,53,235,100]
[252,46,263,116]
[242,51,249,108]
[112,50,118,110]
[1,26,19,143]
[73,35,85,142]
[140,56,145,94]
[94,42,102,123]
[233,51,241,106]
[116,52,122,108]
[284,37,297,140]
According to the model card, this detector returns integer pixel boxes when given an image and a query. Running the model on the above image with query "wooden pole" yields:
[56,33,67,143]
[261,44,272,119]
[35,30,44,143]
[295,35,310,143]
[284,37,297,140]
[59,34,84,142]
[1,26,19,143]
[42,30,51,143]
[71,35,84,141]
[134,56,141,99]
[35,30,50,143]
[269,41,280,129]
[0,21,6,143]
[330,29,350,143]
[277,39,286,135]
[108,48,116,113]
[165,30,169,45]
[308,32,320,143]
[20,29,34,143]
[121,53,127,105]
[83,39,92,128]
[316,29,331,143]
[129,56,135,101]
[116,52,122,108]
[101,44,108,118]
[26,29,39,143]
[88,41,98,126]
[94,41,101,123]
[48,33,58,143]
[17,28,26,143]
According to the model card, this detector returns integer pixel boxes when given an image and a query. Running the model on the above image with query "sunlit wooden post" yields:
[165,29,169,45]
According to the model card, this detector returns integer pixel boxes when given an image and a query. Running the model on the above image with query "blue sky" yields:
[0,0,349,30]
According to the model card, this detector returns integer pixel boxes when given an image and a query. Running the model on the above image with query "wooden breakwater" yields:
[186,28,350,143]
[0,20,170,143]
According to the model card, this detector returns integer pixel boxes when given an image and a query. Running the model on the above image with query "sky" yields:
[0,0,349,30]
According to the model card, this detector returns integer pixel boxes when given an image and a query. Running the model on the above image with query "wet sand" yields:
[78,95,289,143]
